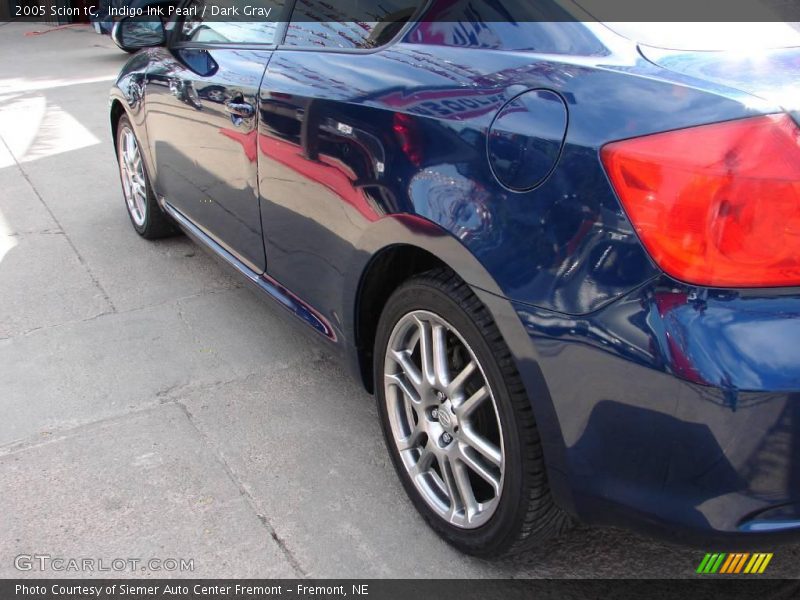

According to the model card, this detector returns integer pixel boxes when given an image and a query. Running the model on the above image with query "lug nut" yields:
[436,391,445,401]
[442,432,452,445]
[431,408,439,420]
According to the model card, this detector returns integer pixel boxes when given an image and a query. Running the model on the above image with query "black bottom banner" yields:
[3,579,800,600]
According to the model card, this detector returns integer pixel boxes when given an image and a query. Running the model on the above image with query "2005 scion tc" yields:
[109,0,800,556]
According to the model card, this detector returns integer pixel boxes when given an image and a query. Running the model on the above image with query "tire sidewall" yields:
[374,280,529,556]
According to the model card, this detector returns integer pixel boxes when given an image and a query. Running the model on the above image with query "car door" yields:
[256,0,429,336]
[145,0,288,272]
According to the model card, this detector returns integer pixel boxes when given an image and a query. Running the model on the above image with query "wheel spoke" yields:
[120,165,130,191]
[452,458,479,521]
[125,133,136,164]
[431,323,451,387]
[389,349,423,393]
[130,133,137,156]
[414,316,436,386]
[461,425,502,467]
[459,447,501,495]
[412,316,451,388]
[409,446,435,478]
[439,455,462,520]
[396,422,425,451]
[447,360,476,398]
[134,191,147,219]
[455,385,488,419]
[385,372,421,405]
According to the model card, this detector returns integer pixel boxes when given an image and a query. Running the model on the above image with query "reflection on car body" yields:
[109,0,800,555]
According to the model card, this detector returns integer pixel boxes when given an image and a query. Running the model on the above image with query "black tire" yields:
[115,115,177,239]
[374,268,571,557]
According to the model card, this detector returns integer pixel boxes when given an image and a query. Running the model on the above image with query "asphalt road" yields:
[1,22,798,579]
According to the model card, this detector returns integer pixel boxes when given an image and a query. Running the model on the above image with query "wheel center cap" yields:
[438,399,457,432]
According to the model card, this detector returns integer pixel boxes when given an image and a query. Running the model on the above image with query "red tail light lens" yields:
[601,114,800,287]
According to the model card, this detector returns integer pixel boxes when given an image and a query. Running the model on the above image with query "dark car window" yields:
[407,0,607,55]
[175,0,286,45]
[284,0,426,50]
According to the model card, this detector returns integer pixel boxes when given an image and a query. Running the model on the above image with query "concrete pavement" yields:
[0,22,798,579]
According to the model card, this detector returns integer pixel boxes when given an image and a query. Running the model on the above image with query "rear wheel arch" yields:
[350,228,574,518]
[355,244,447,393]
[350,214,510,395]
[110,99,151,177]
[352,237,519,393]
[110,99,126,153]
[350,213,514,394]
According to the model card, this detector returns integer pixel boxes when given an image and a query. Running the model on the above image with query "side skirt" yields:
[162,201,337,342]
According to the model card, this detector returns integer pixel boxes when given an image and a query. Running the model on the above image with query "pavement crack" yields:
[174,401,309,578]
[0,371,294,458]
[0,135,117,314]
[155,377,239,403]
[1,284,241,341]
[0,401,167,457]
[264,519,309,579]
[6,228,65,237]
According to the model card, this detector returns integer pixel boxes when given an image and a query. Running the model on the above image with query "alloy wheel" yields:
[383,310,505,529]
[119,126,147,227]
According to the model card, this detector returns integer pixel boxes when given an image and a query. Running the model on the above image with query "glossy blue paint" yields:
[487,89,569,191]
[110,9,800,545]
[145,46,275,272]
[509,278,800,541]
[641,45,800,114]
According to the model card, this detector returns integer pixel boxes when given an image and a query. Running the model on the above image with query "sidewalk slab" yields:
[0,403,297,578]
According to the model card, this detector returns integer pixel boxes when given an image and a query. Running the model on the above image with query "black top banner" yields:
[5,0,800,23]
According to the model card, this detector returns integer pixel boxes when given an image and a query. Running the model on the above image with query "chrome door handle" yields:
[225,100,255,124]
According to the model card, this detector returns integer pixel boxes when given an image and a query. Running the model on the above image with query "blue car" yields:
[108,0,800,556]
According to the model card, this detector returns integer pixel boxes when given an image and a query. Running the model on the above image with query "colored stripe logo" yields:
[696,553,773,574]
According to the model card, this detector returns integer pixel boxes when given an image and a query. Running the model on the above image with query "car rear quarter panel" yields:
[253,29,781,527]
[258,36,772,334]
